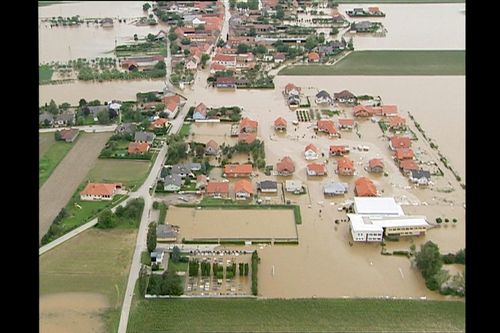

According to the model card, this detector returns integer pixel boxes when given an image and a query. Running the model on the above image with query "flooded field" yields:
[167,206,298,241]
[190,122,239,147]
[40,292,108,333]
[39,1,144,19]
[339,3,465,50]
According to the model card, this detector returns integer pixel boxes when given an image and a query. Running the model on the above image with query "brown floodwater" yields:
[39,1,145,20]
[338,3,465,50]
[167,206,298,240]
[40,292,109,333]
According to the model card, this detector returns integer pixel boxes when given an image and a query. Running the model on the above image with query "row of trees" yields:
[415,241,465,296]
[165,134,188,165]
[239,263,249,276]
[40,208,68,246]
[40,99,71,116]
[97,198,145,229]
[251,250,259,296]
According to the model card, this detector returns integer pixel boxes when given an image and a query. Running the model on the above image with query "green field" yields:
[39,137,77,187]
[39,132,56,157]
[179,122,191,137]
[40,228,137,332]
[127,298,464,332]
[86,159,151,190]
[39,65,54,82]
[279,51,465,76]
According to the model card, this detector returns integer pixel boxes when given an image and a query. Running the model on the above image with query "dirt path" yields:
[39,132,111,241]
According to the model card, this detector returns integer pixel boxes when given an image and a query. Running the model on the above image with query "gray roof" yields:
[189,163,201,170]
[316,90,332,99]
[164,174,183,187]
[134,131,155,142]
[87,105,108,117]
[157,224,177,239]
[323,181,348,194]
[115,123,137,134]
[410,170,431,179]
[353,21,373,29]
[56,112,75,122]
[258,180,277,190]
[39,113,54,123]
[171,164,191,175]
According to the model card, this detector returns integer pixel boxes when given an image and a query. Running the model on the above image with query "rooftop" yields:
[353,197,405,216]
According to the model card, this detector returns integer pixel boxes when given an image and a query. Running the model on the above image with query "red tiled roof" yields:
[274,52,286,60]
[338,118,354,126]
[213,53,236,62]
[304,143,318,153]
[210,63,226,71]
[308,52,320,61]
[151,118,168,127]
[368,6,380,13]
[162,95,180,107]
[277,156,295,173]
[395,148,414,160]
[368,158,384,169]
[224,164,253,175]
[337,156,354,170]
[197,175,208,183]
[128,142,150,154]
[238,132,257,144]
[195,102,208,116]
[59,128,79,140]
[216,76,236,84]
[353,105,375,117]
[390,136,412,149]
[334,90,356,99]
[355,177,377,197]
[389,116,406,127]
[206,139,218,149]
[207,181,229,194]
[307,163,327,174]
[80,183,121,196]
[274,117,287,127]
[317,120,337,135]
[240,117,258,130]
[399,159,419,171]
[382,105,398,115]
[235,179,253,194]
[284,83,300,94]
[330,145,347,154]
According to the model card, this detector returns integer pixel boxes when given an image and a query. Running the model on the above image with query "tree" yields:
[455,249,465,264]
[88,99,101,106]
[276,5,285,19]
[108,108,118,119]
[201,53,210,67]
[78,98,87,108]
[229,0,236,9]
[143,2,151,11]
[217,39,225,48]
[59,102,71,112]
[181,38,191,45]
[96,209,115,229]
[97,110,110,124]
[248,27,256,36]
[348,37,354,50]
[253,45,268,55]
[318,32,325,44]
[171,246,181,263]
[183,49,190,56]
[48,99,59,115]
[304,35,318,51]
[54,131,61,141]
[147,222,157,253]
[168,28,177,42]
[147,33,156,42]
[237,43,250,54]
[415,241,443,280]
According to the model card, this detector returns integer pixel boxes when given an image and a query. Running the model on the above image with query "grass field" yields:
[127,298,464,332]
[40,228,137,332]
[86,159,151,190]
[39,138,76,187]
[39,132,56,157]
[179,122,191,137]
[39,65,54,82]
[278,51,465,76]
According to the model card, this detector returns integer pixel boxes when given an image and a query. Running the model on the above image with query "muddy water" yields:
[40,292,109,333]
[339,3,465,50]
[167,206,297,240]
[39,1,144,20]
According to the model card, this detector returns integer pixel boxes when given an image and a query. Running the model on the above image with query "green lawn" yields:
[279,51,465,76]
[127,298,464,332]
[39,138,77,187]
[86,159,151,190]
[39,65,54,83]
[40,228,137,333]
[167,260,188,273]
[39,132,56,157]
[179,122,191,137]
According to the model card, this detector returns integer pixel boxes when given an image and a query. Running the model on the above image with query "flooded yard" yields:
[167,206,298,242]
[189,122,239,147]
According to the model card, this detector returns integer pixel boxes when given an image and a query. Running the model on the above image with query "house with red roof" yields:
[213,53,237,67]
[235,179,253,200]
[389,136,412,150]
[150,118,169,129]
[205,139,219,155]
[80,183,122,201]
[317,120,339,137]
[381,105,398,116]
[367,158,384,173]
[388,116,406,131]
[354,177,377,197]
[284,83,301,96]
[329,145,349,156]
[128,142,150,155]
[395,148,414,161]
[307,163,327,176]
[224,164,253,177]
[304,143,320,160]
[58,128,79,142]
[238,132,257,144]
[215,76,236,88]
[276,156,295,176]
[240,117,258,133]
[308,51,320,63]
[337,156,355,176]
[334,90,357,104]
[399,159,419,173]
[162,95,181,116]
[274,117,287,131]
[353,105,375,117]
[338,118,355,130]
[206,181,230,198]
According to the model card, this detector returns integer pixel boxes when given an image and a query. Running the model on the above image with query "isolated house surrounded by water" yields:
[323,181,348,196]
[306,163,327,176]
[354,177,377,197]
[409,170,431,186]
[193,102,208,120]
[80,183,122,201]
[304,143,319,160]
[205,139,219,155]
[277,156,295,176]
[274,117,287,131]
[367,158,384,173]
[329,145,349,157]
[317,120,339,137]
[389,136,411,150]
[337,157,355,176]
[315,90,333,105]
[334,90,357,104]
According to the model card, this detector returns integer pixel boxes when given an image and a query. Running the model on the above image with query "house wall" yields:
[164,185,181,192]
[304,151,318,160]
[350,226,383,242]
[384,226,427,237]
[193,112,206,120]
[80,193,114,201]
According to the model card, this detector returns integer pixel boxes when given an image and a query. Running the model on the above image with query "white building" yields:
[348,197,429,242]
[285,180,303,193]
[304,144,319,160]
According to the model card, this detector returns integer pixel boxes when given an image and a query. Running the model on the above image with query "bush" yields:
[436,217,442,224]
[452,218,458,223]
[392,251,410,258]
[152,201,160,209]
[445,218,449,223]
[251,250,259,296]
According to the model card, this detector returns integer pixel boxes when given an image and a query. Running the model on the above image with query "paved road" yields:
[39,124,117,133]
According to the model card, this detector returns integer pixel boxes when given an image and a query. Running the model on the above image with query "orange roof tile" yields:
[277,156,295,173]
[304,143,318,152]
[399,159,419,171]
[213,53,236,62]
[240,117,258,130]
[337,156,354,170]
[224,164,253,175]
[307,163,327,174]
[151,118,168,126]
[330,145,347,153]
[207,181,229,194]
[317,120,337,135]
[395,148,414,160]
[338,118,354,126]
[389,116,406,127]
[235,179,253,194]
[382,105,398,115]
[368,158,384,169]
[308,52,320,61]
[128,142,150,154]
[274,117,287,127]
[390,136,412,149]
[80,183,122,196]
[355,177,377,197]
